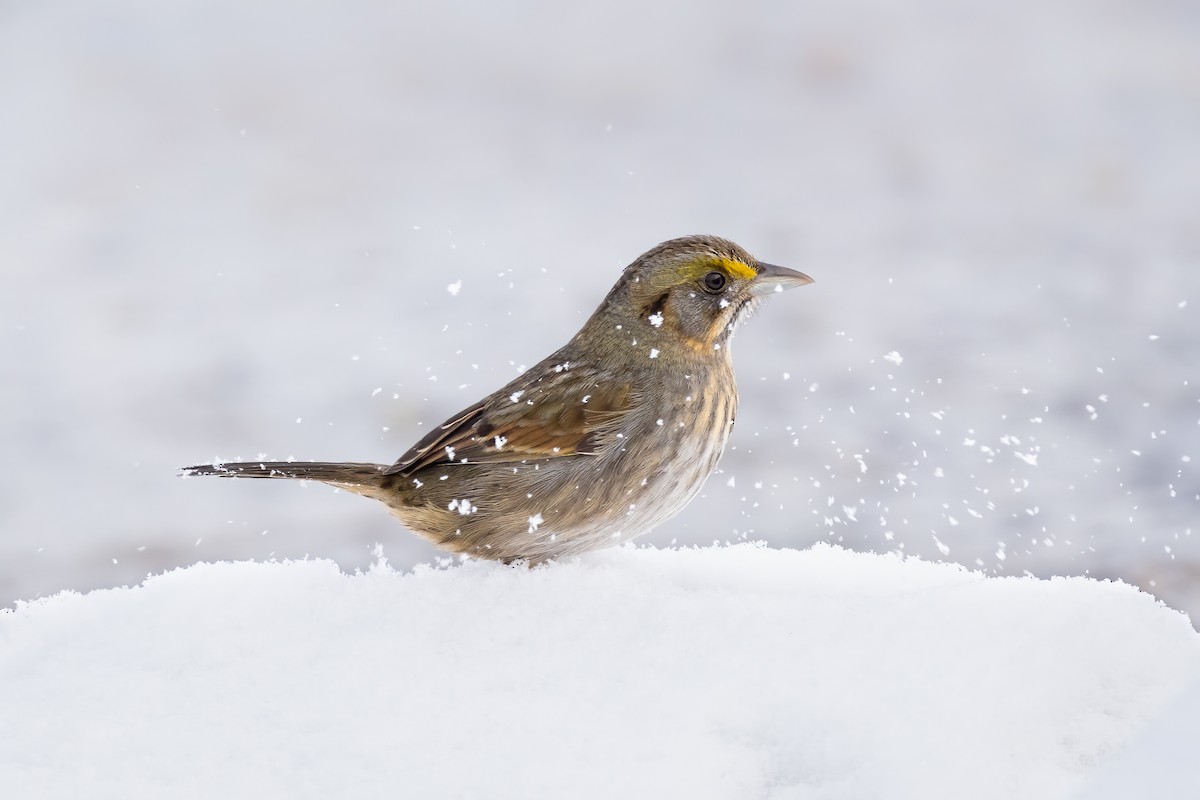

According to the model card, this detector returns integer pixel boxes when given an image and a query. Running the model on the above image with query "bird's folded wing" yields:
[385,367,634,476]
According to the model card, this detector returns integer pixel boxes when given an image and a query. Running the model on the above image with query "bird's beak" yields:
[751,262,814,296]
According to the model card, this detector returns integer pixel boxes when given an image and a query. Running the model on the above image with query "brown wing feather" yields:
[385,364,633,477]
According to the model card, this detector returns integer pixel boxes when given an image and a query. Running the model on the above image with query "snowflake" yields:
[448,498,477,515]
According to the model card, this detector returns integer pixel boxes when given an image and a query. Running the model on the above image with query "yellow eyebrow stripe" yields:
[714,257,757,281]
[677,256,758,285]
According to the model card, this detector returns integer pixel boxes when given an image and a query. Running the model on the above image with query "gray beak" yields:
[751,261,814,296]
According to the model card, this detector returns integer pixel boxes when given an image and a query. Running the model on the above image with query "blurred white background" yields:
[2,0,1197,615]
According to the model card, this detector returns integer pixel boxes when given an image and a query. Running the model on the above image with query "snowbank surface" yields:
[2,545,1196,799]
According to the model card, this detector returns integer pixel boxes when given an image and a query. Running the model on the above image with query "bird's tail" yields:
[181,461,389,495]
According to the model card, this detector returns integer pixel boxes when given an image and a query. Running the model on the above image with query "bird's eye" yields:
[702,271,727,293]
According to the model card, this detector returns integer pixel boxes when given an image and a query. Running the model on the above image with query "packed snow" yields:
[1,545,1197,799]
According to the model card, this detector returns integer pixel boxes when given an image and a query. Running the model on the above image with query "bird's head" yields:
[598,235,812,356]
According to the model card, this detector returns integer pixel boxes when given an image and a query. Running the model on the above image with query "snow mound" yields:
[1,544,1197,799]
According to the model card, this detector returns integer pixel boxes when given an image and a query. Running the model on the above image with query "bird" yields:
[182,235,812,563]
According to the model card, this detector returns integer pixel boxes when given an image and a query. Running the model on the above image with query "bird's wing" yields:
[385,365,634,476]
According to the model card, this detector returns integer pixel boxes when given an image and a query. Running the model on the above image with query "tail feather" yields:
[181,461,388,489]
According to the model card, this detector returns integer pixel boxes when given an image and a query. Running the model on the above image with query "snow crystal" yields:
[446,280,463,296]
[447,498,477,515]
[648,312,664,328]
